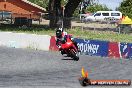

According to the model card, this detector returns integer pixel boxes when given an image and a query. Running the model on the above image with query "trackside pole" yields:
[62,6,65,30]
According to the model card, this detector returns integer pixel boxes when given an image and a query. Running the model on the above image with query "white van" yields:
[84,11,122,22]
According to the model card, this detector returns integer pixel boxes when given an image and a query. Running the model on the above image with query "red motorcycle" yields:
[60,36,79,61]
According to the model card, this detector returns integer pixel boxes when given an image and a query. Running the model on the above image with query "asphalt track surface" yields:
[0,46,132,88]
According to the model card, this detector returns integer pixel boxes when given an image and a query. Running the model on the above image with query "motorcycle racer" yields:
[55,27,80,55]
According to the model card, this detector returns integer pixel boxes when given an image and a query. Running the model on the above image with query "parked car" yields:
[82,11,122,22]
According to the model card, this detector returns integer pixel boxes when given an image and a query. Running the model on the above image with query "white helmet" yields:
[58,28,63,32]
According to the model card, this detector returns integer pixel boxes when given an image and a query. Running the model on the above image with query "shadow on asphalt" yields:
[61,58,74,60]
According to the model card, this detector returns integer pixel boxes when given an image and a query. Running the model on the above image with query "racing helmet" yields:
[56,28,63,38]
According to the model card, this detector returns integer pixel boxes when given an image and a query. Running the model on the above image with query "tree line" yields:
[117,0,132,18]
[28,0,132,28]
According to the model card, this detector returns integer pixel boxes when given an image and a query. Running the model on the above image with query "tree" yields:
[28,0,49,8]
[63,0,82,28]
[28,0,92,28]
[48,0,62,28]
[48,0,82,28]
[86,4,111,13]
[118,0,132,18]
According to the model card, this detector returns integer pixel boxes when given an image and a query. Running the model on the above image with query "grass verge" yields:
[0,25,132,43]
[67,29,132,43]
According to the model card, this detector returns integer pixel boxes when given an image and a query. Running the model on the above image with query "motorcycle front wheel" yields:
[70,49,79,61]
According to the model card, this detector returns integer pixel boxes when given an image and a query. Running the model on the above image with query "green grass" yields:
[0,25,132,43]
[0,25,55,36]
[67,29,132,43]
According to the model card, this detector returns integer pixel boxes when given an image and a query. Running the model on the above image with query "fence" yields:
[0,13,132,34]
[12,13,41,20]
[70,17,132,34]
[46,16,130,34]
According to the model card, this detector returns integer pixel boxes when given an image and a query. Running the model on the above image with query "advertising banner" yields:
[108,42,120,58]
[127,43,132,59]
[119,42,129,58]
[49,36,59,51]
[119,42,132,59]
[75,38,109,57]
[49,36,132,59]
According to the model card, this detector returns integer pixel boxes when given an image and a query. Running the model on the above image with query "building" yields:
[0,0,46,21]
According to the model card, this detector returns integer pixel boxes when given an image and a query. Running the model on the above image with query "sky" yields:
[98,0,123,10]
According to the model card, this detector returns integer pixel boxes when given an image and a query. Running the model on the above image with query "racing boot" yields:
[59,49,66,55]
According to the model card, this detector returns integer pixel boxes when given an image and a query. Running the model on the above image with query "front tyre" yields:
[74,52,79,61]
[70,49,79,61]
